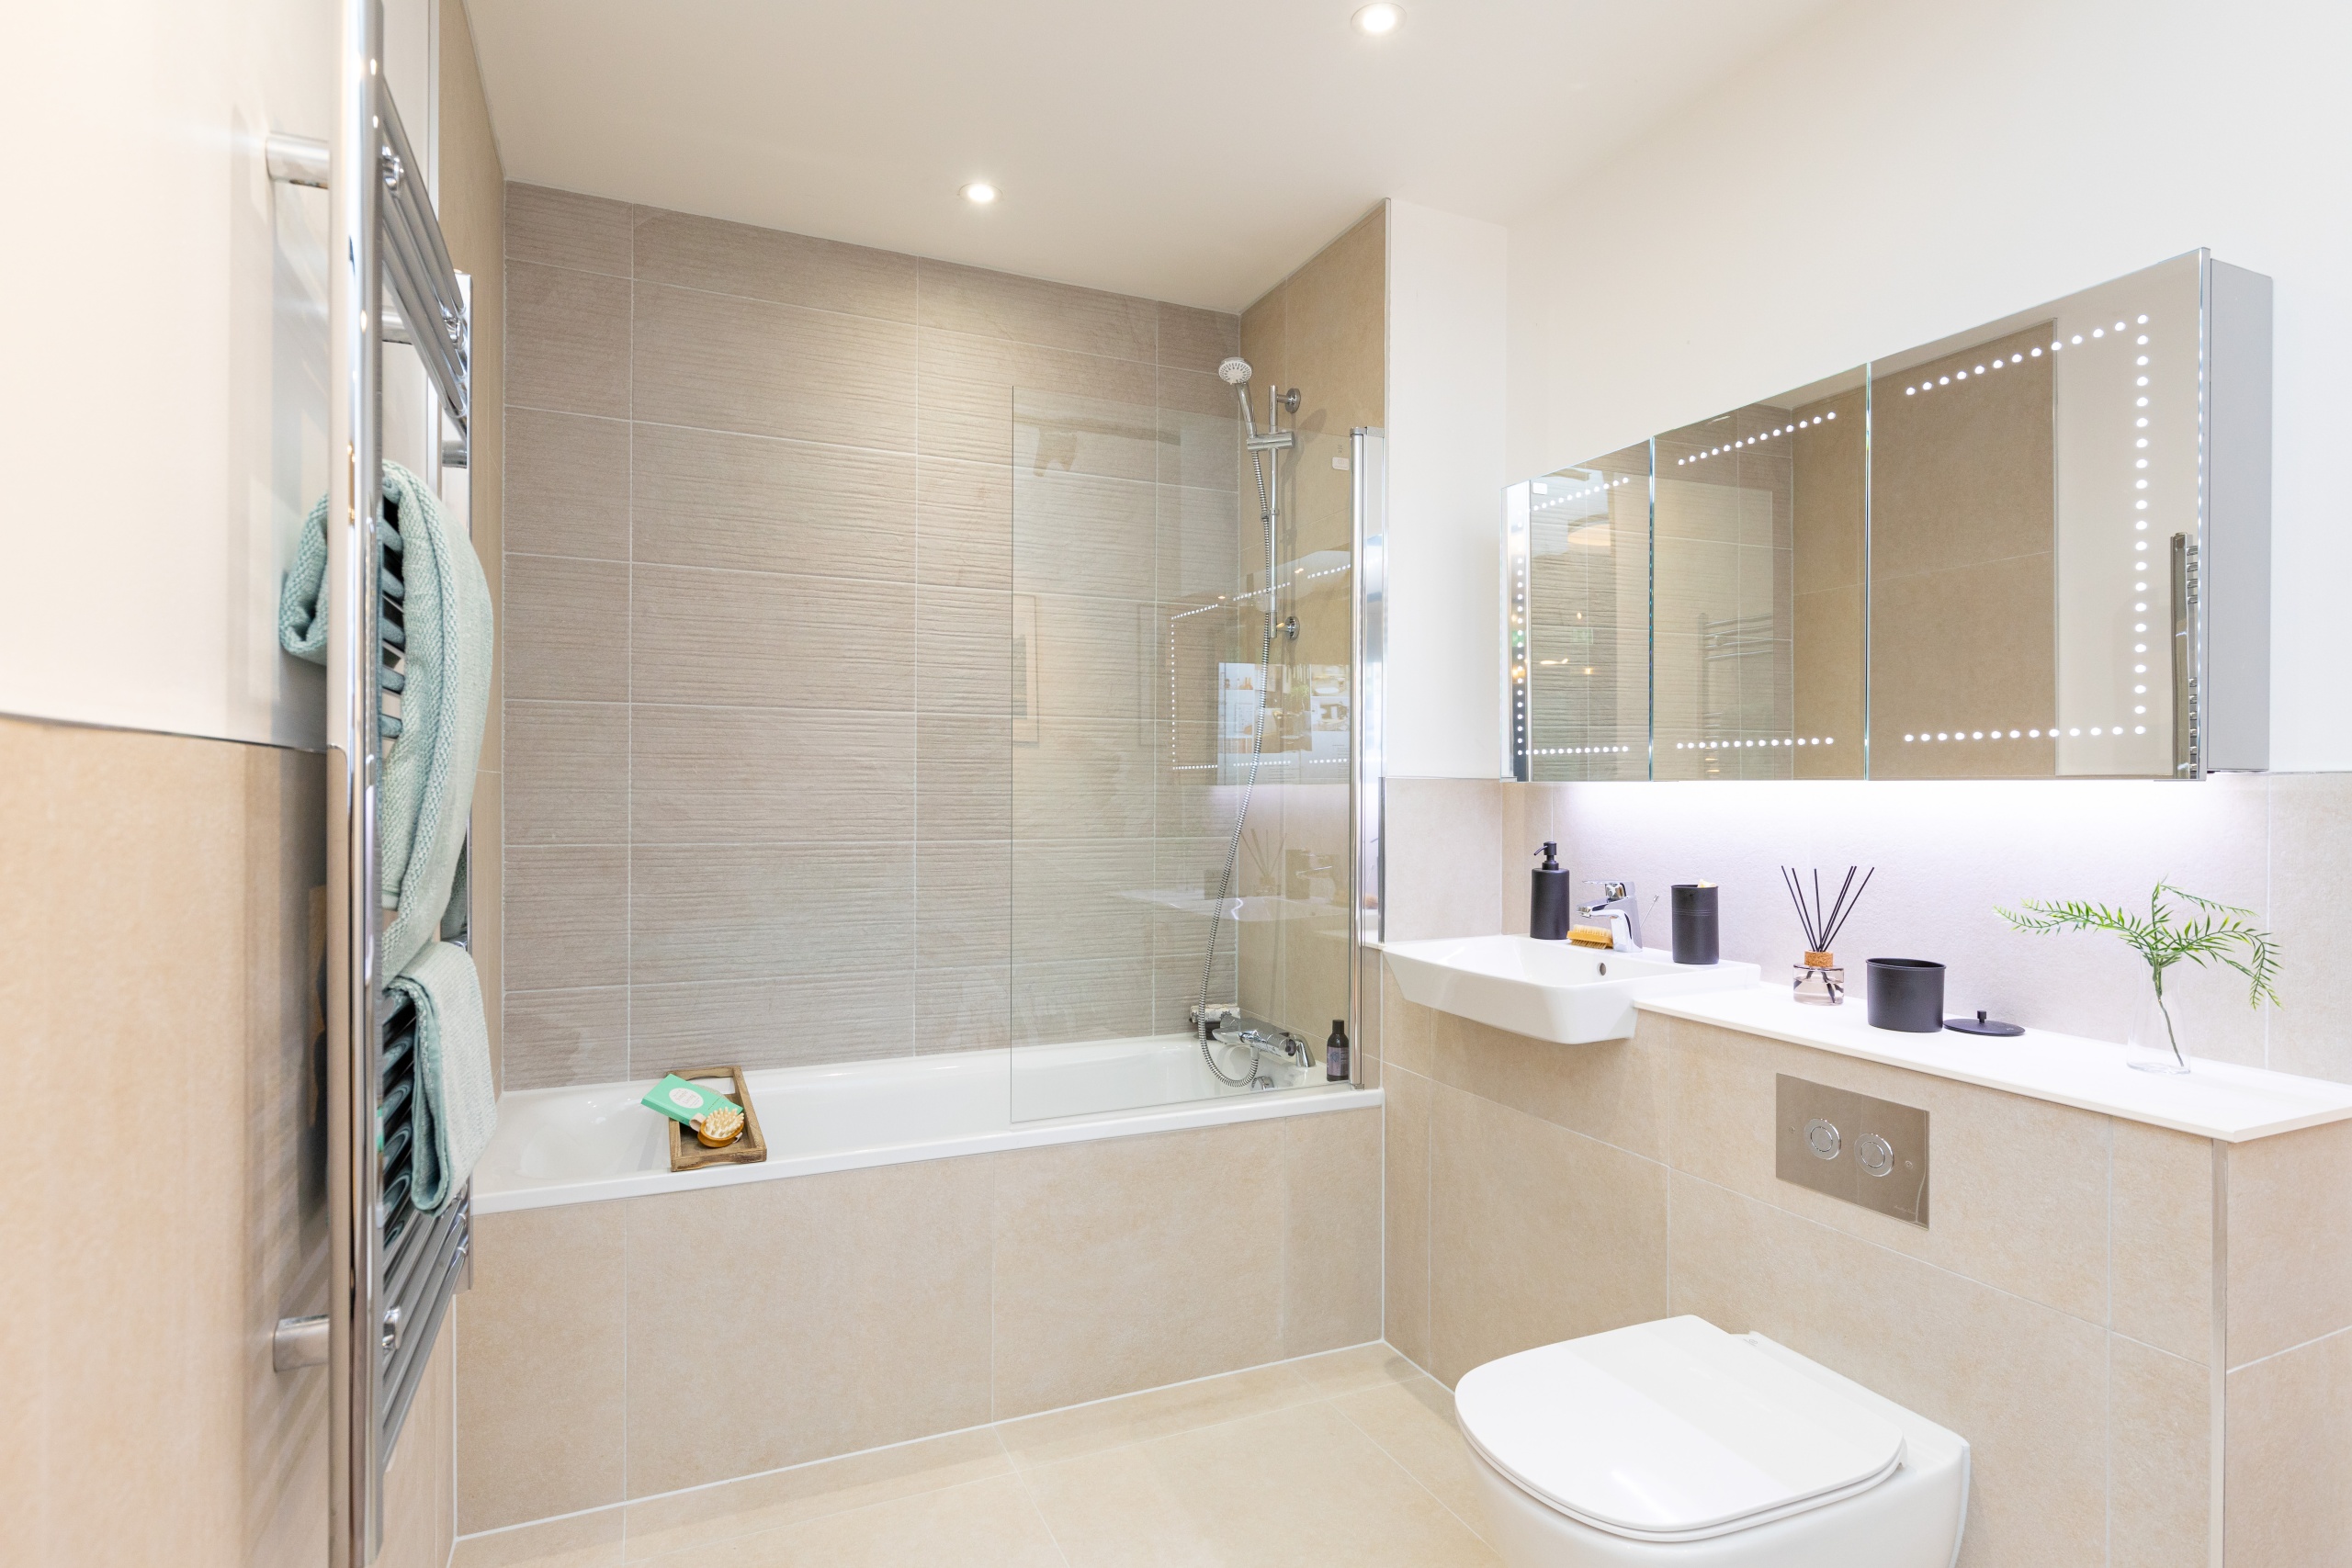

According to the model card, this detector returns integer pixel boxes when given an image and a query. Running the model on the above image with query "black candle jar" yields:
[1670,884,1719,965]
[1866,958,1946,1032]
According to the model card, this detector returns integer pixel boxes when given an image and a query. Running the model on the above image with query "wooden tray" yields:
[664,1064,767,1172]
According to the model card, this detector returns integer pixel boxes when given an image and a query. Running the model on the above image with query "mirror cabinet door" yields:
[1509,445,1651,780]
[1509,251,2236,781]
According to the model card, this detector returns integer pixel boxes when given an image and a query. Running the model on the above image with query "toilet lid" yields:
[1454,1316,1907,1543]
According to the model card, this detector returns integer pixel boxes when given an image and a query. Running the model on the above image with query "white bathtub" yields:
[474,1033,1379,1213]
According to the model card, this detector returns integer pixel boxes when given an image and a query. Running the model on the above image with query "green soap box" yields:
[641,1074,741,1125]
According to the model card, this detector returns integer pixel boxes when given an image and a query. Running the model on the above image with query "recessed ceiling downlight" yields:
[960,181,999,205]
[1353,3,1404,36]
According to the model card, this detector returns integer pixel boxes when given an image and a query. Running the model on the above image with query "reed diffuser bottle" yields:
[1782,864,1874,1006]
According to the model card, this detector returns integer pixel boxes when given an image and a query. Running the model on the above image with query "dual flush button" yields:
[1780,1077,1929,1226]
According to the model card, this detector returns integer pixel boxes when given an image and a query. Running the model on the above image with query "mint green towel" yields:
[386,942,496,1214]
[280,461,493,977]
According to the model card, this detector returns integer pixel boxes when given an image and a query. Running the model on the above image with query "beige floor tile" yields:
[621,1427,1011,1559]
[656,1473,1066,1568]
[453,1509,625,1568]
[2109,1336,2209,1568]
[1021,1401,1500,1567]
[997,1360,1317,1471]
[1428,1085,1670,1385]
[1327,1376,1489,1540]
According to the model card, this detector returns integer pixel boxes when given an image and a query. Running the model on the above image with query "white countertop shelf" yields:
[1637,985,2352,1143]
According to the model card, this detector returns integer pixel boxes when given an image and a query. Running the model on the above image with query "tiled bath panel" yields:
[453,1108,1381,1535]
[497,183,1258,1089]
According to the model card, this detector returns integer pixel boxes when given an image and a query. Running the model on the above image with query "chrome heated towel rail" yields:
[267,6,473,1561]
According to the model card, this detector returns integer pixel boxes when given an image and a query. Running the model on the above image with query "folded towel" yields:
[280,461,493,976]
[385,942,496,1214]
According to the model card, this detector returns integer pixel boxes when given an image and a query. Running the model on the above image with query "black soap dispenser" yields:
[1531,843,1571,941]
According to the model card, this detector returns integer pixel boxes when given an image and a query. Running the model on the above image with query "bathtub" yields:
[475,1033,1379,1213]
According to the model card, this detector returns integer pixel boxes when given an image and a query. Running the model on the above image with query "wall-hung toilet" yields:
[1454,1316,1969,1567]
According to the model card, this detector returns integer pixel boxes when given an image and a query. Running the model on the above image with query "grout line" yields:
[2221,1314,2352,1376]
[1323,1373,1494,1547]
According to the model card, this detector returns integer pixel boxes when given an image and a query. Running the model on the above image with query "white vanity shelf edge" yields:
[1637,986,2352,1144]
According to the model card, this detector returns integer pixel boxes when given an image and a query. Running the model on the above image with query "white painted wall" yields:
[0,0,436,747]
[1384,199,1510,780]
[1503,0,2352,770]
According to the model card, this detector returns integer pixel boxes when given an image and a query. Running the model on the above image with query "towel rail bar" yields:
[271,8,473,1562]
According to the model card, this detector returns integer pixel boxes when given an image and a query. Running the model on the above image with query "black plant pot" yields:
[1867,958,1946,1032]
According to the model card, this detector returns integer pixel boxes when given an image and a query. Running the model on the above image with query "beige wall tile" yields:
[1012,474,1155,600]
[458,1205,628,1531]
[1380,966,1435,1077]
[1668,1173,2108,1568]
[630,974,912,1071]
[1383,778,1505,941]
[506,701,628,845]
[913,584,1012,714]
[1012,724,1157,840]
[2267,772,2352,1083]
[503,844,628,992]
[916,713,1010,840]
[632,563,913,712]
[453,1506,625,1568]
[2225,1325,2352,1565]
[379,1326,458,1568]
[504,554,629,703]
[622,1160,993,1495]
[2109,1336,2210,1568]
[1156,301,1241,370]
[687,1472,1063,1567]
[916,839,1011,969]
[472,769,507,1082]
[621,1427,1008,1560]
[1280,205,1387,434]
[2112,1121,2214,1363]
[990,1125,1285,1416]
[919,332,1158,471]
[507,261,632,418]
[630,423,915,582]
[1657,1016,2111,1324]
[2225,1118,2352,1367]
[1012,955,1157,1046]
[1384,1066,1432,1367]
[915,457,1012,591]
[1428,1084,1670,1385]
[628,840,910,986]
[503,986,629,1089]
[919,258,1156,360]
[1010,837,1151,964]
[506,184,634,276]
[504,408,630,561]
[1433,1011,1668,1160]
[630,705,913,844]
[1281,1107,1384,1356]
[1018,1400,1499,1568]
[916,963,1012,1052]
[632,282,918,449]
[632,209,918,321]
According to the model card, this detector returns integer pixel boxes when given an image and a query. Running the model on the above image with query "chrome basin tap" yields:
[1577,880,1643,952]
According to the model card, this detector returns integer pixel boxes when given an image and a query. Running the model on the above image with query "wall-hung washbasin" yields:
[1380,935,1760,1043]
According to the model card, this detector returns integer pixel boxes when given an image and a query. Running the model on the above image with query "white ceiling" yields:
[465,0,1842,313]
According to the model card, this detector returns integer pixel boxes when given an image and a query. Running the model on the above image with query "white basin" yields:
[1380,935,1761,1043]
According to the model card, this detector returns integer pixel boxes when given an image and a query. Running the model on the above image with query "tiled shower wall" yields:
[498,183,1246,1089]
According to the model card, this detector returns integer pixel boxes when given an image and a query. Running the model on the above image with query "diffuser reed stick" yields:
[1781,864,1873,1006]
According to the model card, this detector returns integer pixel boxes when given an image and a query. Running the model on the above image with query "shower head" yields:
[1217,356,1252,385]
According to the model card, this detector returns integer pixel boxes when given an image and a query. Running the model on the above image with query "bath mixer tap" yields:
[1577,880,1644,952]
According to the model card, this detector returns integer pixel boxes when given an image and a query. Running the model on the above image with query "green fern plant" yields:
[1996,883,2279,1064]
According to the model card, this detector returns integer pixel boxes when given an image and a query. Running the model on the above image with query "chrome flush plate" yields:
[1775,1074,1930,1226]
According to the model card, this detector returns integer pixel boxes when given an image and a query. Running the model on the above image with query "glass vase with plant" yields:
[1996,883,2279,1074]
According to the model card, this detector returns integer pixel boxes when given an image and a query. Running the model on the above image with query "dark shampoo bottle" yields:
[1532,843,1571,941]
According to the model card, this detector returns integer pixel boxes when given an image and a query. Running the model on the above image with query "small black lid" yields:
[1535,841,1561,870]
[1945,1010,2025,1037]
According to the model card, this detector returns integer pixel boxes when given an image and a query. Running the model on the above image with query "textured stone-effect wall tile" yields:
[2226,1325,2352,1566]
[2225,1117,2352,1367]
[1281,1108,1384,1356]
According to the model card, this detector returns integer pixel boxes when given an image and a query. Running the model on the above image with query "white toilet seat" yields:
[1455,1318,1969,1568]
